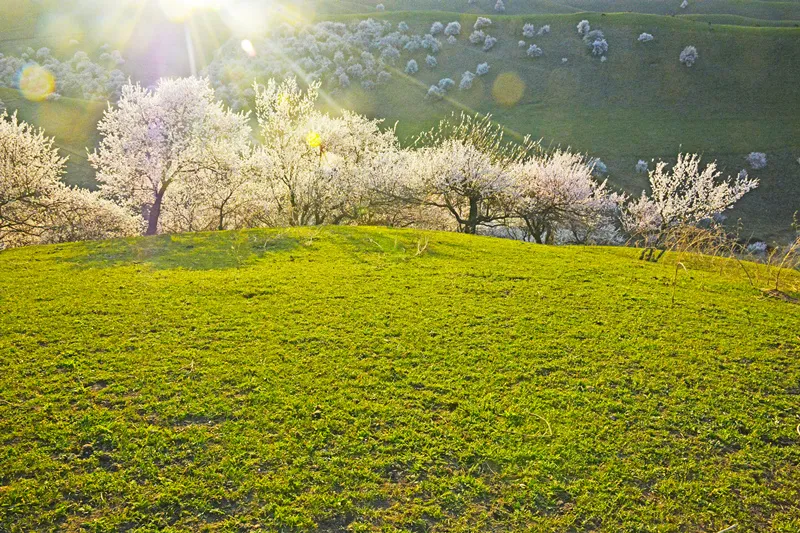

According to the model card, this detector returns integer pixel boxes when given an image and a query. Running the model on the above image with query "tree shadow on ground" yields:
[65,230,300,271]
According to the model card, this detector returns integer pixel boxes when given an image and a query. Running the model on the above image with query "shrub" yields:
[361,80,376,90]
[747,241,767,255]
[426,85,445,100]
[469,30,487,44]
[495,0,505,12]
[680,46,698,67]
[577,20,590,36]
[438,78,455,91]
[474,17,492,30]
[519,40,527,48]
[483,36,498,51]
[681,0,688,8]
[746,152,767,170]
[431,22,444,35]
[445,22,462,36]
[447,35,458,45]
[376,3,384,11]
[538,25,551,35]
[405,59,419,75]
[377,71,392,84]
[638,33,654,42]
[476,62,490,76]
[459,71,476,90]
[522,24,535,38]
[398,22,409,33]
[426,55,438,68]
[591,39,609,56]
[527,44,543,58]
[589,158,608,176]
[636,160,649,174]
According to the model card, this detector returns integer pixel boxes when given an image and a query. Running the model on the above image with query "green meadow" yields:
[1,227,799,531]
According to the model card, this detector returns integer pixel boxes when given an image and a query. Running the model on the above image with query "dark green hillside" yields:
[1,227,798,531]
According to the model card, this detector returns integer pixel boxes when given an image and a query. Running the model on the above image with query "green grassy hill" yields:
[2,2,799,239]
[1,227,798,531]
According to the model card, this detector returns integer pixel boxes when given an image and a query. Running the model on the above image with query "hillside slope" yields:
[2,7,799,240]
[1,227,798,531]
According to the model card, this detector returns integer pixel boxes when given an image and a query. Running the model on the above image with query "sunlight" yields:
[158,0,221,22]
[18,65,55,102]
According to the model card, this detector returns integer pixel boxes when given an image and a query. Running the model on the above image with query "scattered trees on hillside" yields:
[523,24,536,38]
[527,45,544,58]
[680,46,698,67]
[445,22,462,36]
[0,47,127,101]
[475,18,493,30]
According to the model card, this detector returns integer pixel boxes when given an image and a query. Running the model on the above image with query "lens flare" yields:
[19,65,56,102]
[241,39,256,57]
[492,72,525,107]
[306,131,322,148]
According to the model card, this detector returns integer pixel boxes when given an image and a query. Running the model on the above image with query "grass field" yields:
[1,227,799,531]
[2,4,799,241]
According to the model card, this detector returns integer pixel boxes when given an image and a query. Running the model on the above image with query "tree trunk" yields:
[146,191,165,236]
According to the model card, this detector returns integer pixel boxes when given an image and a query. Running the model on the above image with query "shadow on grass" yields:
[67,230,300,271]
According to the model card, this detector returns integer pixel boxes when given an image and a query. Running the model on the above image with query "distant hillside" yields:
[1,2,799,239]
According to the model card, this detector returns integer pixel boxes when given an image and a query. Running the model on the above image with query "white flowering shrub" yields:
[483,36,498,51]
[538,25,551,35]
[397,21,409,33]
[476,62,490,76]
[638,33,654,42]
[405,59,419,75]
[459,71,476,90]
[636,160,649,174]
[475,17,493,30]
[681,0,689,8]
[522,24,535,38]
[519,40,527,48]
[577,20,590,36]
[426,55,438,68]
[438,78,456,91]
[431,22,444,35]
[746,241,768,255]
[510,150,622,245]
[589,158,608,176]
[469,30,487,44]
[495,0,505,12]
[426,85,445,100]
[527,44,543,58]
[445,21,462,36]
[584,30,608,56]
[447,35,458,45]
[376,3,384,10]
[621,153,759,255]
[746,152,767,170]
[680,46,698,67]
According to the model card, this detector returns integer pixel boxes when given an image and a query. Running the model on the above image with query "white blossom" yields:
[638,32,654,42]
[746,152,767,170]
[680,46,698,66]
[522,24,536,38]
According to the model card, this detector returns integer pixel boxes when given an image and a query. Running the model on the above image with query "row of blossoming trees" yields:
[0,76,759,254]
